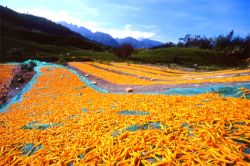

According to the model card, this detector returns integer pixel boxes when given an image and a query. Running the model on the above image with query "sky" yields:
[1,0,250,42]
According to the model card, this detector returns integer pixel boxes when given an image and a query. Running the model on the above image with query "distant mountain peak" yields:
[59,22,163,48]
[59,22,119,47]
[116,37,163,49]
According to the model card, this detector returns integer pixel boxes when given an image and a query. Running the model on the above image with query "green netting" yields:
[82,108,87,113]
[125,122,162,131]
[112,122,162,137]
[23,121,57,130]
[182,123,195,137]
[78,154,84,159]
[243,148,250,154]
[163,84,250,98]
[146,155,163,164]
[19,143,42,156]
[117,110,150,116]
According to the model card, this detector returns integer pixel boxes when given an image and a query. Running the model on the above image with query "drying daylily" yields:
[0,64,17,105]
[0,64,16,86]
[70,62,250,85]
[0,63,249,165]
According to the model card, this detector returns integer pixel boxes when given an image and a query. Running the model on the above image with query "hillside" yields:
[0,6,110,62]
[116,37,163,48]
[133,47,218,66]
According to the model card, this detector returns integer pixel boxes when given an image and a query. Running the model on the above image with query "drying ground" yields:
[0,62,249,165]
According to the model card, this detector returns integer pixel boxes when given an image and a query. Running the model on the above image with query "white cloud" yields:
[99,24,155,39]
[125,24,133,31]
[15,8,155,39]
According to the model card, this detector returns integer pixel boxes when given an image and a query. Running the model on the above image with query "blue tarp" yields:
[117,110,150,116]
[163,84,250,98]
[19,143,43,156]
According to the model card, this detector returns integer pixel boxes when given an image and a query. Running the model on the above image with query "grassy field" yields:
[132,47,217,66]
[1,37,119,62]
[132,47,250,69]
[2,37,248,70]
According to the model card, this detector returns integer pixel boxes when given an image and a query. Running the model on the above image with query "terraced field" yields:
[0,61,249,165]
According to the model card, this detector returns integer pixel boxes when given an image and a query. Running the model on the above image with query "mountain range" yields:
[116,37,163,49]
[1,5,164,62]
[59,22,163,48]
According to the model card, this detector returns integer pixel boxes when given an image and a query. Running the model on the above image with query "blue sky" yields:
[1,0,249,42]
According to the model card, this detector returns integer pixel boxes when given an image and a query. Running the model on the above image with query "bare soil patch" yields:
[0,65,35,106]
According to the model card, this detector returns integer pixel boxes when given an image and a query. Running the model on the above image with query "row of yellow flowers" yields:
[71,62,250,85]
[91,62,181,80]
[0,64,16,85]
[129,63,250,75]
[92,62,250,81]
[0,64,16,104]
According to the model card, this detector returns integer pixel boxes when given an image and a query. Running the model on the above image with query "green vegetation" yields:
[0,5,107,50]
[152,31,250,67]
[1,37,118,63]
[2,35,248,69]
[1,6,248,68]
[0,5,111,63]
[132,47,216,65]
[114,44,135,59]
[57,56,68,66]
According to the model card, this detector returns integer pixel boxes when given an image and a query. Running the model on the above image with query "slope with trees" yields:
[0,6,111,62]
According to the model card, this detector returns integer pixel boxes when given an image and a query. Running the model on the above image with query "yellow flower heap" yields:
[0,64,17,105]
[0,63,249,165]
[70,62,250,85]
[0,64,16,86]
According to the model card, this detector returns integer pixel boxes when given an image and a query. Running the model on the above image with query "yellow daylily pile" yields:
[0,63,249,165]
